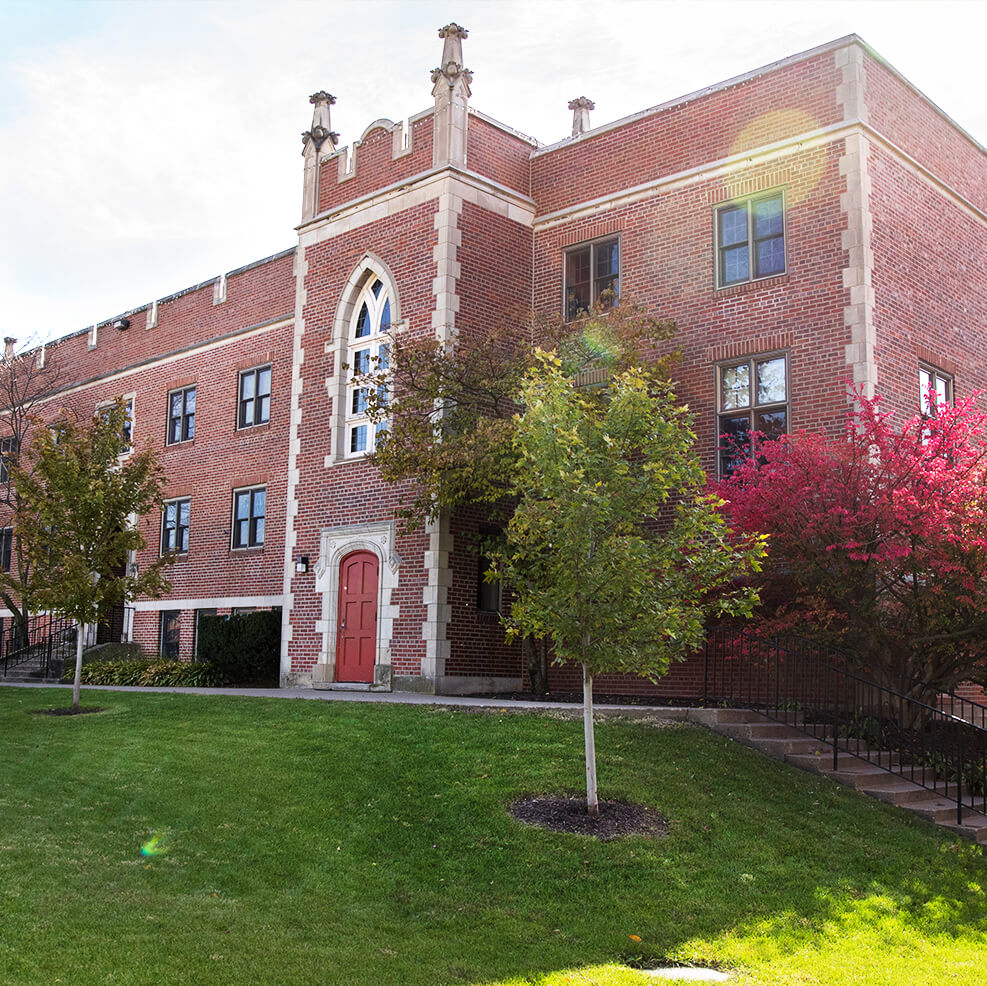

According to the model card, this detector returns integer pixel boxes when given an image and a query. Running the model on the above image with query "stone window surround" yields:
[326,255,405,466]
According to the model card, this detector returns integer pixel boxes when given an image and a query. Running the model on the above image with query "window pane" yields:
[355,302,371,338]
[756,358,786,405]
[258,367,271,397]
[935,374,949,405]
[236,492,250,520]
[185,389,195,415]
[179,501,190,526]
[253,489,265,518]
[719,415,752,476]
[377,343,390,372]
[756,236,785,276]
[718,205,748,247]
[170,392,183,419]
[721,245,749,284]
[594,240,618,280]
[755,409,787,441]
[753,196,783,238]
[370,279,382,297]
[380,298,391,331]
[353,349,370,374]
[240,373,255,400]
[253,516,264,546]
[565,247,591,318]
[258,394,270,423]
[351,425,367,453]
[720,364,750,410]
[352,388,367,414]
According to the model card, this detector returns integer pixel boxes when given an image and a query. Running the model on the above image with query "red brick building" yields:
[15,26,987,695]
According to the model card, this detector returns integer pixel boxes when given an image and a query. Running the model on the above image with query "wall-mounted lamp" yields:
[295,555,310,574]
[114,317,130,331]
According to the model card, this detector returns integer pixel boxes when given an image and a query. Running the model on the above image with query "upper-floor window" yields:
[564,237,619,320]
[161,498,190,555]
[920,365,952,417]
[232,485,265,549]
[0,437,17,487]
[0,527,11,572]
[717,354,788,477]
[98,398,133,451]
[238,366,271,429]
[716,192,785,287]
[167,387,196,444]
[346,277,391,457]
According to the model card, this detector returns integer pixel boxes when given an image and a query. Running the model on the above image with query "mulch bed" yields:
[510,794,669,840]
[31,707,107,717]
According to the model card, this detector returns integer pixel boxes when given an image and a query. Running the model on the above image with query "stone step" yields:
[942,815,987,845]
[858,778,958,806]
[907,797,987,826]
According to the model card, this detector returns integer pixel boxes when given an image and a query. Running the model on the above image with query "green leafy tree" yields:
[12,400,172,711]
[359,303,678,692]
[493,353,765,814]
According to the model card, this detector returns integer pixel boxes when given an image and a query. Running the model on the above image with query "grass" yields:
[1,687,985,986]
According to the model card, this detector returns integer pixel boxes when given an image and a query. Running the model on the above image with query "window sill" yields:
[476,610,501,624]
[234,422,271,436]
[230,545,265,554]
[715,272,789,296]
[164,439,195,450]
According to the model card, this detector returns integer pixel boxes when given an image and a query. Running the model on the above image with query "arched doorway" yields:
[335,550,379,682]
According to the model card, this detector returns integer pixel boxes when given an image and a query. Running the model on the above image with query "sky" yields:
[2,0,986,347]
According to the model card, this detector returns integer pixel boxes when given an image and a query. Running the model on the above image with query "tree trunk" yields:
[72,622,84,713]
[524,635,549,694]
[582,662,599,816]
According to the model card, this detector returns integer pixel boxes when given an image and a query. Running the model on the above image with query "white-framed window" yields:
[717,353,789,477]
[232,486,266,549]
[564,236,619,320]
[346,277,392,457]
[716,192,786,287]
[161,498,190,555]
[167,386,196,444]
[920,364,953,416]
[238,366,271,429]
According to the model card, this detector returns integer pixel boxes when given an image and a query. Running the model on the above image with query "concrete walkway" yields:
[0,679,694,719]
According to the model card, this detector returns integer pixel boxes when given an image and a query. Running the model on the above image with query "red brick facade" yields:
[13,31,987,697]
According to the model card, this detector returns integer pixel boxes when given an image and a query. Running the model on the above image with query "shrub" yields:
[62,658,229,687]
[196,609,281,686]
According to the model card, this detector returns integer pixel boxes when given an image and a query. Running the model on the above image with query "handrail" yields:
[703,627,987,826]
[0,613,76,678]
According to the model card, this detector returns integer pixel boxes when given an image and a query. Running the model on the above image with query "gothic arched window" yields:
[345,276,391,456]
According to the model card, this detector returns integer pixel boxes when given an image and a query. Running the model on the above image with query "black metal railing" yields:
[703,627,987,827]
[0,613,76,678]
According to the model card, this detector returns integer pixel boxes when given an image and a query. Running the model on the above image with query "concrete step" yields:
[907,797,987,826]
[942,815,987,845]
[859,778,958,806]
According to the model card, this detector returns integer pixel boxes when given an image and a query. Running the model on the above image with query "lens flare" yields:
[140,832,168,857]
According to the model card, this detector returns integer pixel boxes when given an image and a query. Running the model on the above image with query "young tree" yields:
[717,391,987,704]
[12,400,172,711]
[493,353,765,814]
[0,340,64,646]
[359,304,678,692]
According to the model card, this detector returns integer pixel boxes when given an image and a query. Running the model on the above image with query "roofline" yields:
[532,34,863,158]
[46,246,297,350]
[531,33,987,163]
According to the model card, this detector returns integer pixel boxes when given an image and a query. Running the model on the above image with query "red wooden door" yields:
[335,551,378,682]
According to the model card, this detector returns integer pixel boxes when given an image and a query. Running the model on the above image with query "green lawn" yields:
[1,688,984,986]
